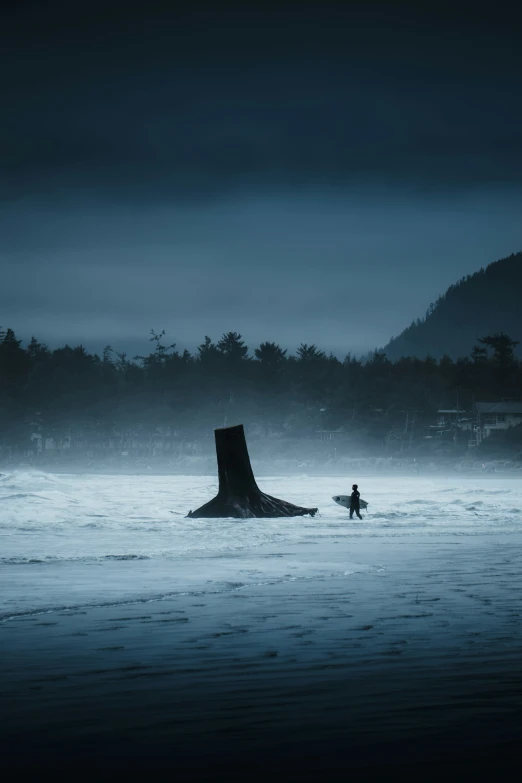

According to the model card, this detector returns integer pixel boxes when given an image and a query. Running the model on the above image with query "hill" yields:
[382,251,522,360]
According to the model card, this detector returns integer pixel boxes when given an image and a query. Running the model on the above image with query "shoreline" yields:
[2,461,521,478]
[3,473,522,779]
[3,533,522,778]
[3,588,522,779]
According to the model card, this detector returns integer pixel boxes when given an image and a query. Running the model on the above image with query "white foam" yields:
[1,472,521,619]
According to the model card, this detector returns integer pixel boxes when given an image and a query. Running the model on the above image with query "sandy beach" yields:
[2,472,522,779]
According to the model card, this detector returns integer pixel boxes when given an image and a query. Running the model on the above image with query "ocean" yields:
[1,471,522,779]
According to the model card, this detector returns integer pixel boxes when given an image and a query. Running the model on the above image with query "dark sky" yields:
[2,0,522,358]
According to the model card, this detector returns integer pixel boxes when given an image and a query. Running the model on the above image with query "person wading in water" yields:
[350,484,362,519]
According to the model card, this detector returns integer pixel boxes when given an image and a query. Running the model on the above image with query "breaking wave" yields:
[1,470,521,620]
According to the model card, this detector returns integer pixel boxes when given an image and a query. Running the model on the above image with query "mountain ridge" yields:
[381,251,522,360]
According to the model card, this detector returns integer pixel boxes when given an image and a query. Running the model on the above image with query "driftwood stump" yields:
[187,424,318,519]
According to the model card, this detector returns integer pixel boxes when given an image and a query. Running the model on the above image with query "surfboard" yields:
[332,495,368,511]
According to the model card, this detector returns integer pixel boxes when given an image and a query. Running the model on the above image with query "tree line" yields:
[0,326,521,460]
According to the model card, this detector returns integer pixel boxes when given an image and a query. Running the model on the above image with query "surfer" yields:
[350,484,362,519]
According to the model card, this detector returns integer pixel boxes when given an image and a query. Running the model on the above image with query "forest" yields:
[383,251,522,360]
[1,324,521,469]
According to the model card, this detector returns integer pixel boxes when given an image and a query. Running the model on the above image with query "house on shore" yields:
[471,402,522,446]
[427,409,473,443]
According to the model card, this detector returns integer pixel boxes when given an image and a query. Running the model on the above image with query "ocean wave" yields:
[0,566,369,622]
[0,592,197,622]
[1,553,152,565]
[464,488,508,495]
[0,493,51,502]
[2,473,522,623]
[403,499,439,505]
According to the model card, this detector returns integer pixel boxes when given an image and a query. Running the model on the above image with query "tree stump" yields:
[186,425,318,519]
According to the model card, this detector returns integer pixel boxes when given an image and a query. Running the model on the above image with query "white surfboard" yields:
[332,495,368,511]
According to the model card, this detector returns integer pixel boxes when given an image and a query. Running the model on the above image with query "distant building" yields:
[473,402,522,445]
[428,409,471,440]
[316,428,344,442]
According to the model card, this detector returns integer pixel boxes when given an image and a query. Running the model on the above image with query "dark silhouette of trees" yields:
[216,332,249,362]
[295,344,326,362]
[2,247,521,466]
[197,336,220,365]
[254,342,287,366]
[383,251,522,360]
[0,323,521,465]
[478,332,519,369]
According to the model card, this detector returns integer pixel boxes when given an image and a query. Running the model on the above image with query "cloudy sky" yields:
[2,0,522,358]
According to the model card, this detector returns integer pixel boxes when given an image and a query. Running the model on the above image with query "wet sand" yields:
[3,533,522,780]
